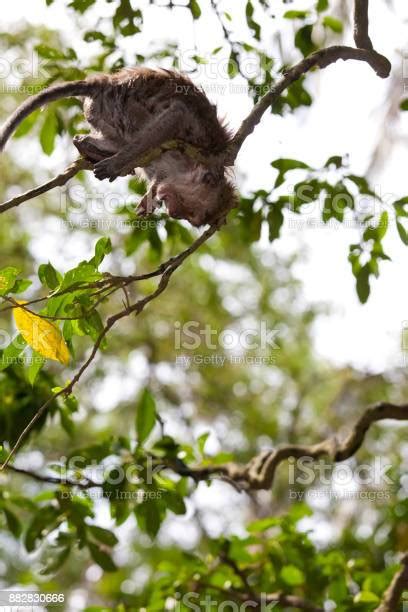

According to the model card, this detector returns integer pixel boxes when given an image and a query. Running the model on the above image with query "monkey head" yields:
[154,164,237,227]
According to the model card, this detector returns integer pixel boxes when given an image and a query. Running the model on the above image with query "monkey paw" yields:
[93,158,122,182]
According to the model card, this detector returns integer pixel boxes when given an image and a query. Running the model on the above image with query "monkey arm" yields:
[93,102,188,182]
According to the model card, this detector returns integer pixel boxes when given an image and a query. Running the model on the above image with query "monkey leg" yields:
[73,134,118,163]
[93,102,188,182]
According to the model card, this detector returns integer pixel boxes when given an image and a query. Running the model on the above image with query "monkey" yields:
[0,67,238,227]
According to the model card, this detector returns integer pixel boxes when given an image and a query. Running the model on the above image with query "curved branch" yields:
[226,45,391,163]
[181,402,408,490]
[375,554,408,612]
[6,402,408,498]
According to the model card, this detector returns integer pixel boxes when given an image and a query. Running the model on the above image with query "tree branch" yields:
[5,402,407,504]
[7,464,97,489]
[375,553,408,612]
[178,402,408,490]
[354,0,373,50]
[226,45,391,163]
[0,140,211,213]
[0,222,221,469]
[0,158,90,214]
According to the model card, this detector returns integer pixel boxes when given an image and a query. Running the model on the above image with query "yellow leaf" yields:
[13,302,70,366]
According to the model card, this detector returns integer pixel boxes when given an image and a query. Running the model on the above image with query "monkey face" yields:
[156,167,231,227]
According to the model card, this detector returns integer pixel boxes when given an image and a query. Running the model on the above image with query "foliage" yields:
[0,0,406,610]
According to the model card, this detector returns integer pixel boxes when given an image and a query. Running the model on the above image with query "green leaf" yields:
[267,203,284,241]
[136,388,157,446]
[324,155,343,168]
[88,525,118,547]
[271,159,310,188]
[92,237,112,267]
[316,0,329,12]
[162,490,186,515]
[60,263,102,291]
[35,44,66,60]
[322,15,343,33]
[39,543,71,574]
[197,432,210,456]
[25,506,60,552]
[0,267,20,296]
[14,109,41,139]
[3,507,22,537]
[0,335,26,372]
[189,0,201,19]
[280,564,305,587]
[284,10,309,19]
[135,499,163,538]
[397,221,408,245]
[40,111,58,156]
[246,1,261,41]
[27,352,45,385]
[10,279,32,294]
[377,211,388,239]
[247,517,281,532]
[295,25,317,57]
[354,591,380,603]
[356,265,370,304]
[68,0,96,14]
[88,542,117,571]
[400,99,408,111]
[38,262,61,290]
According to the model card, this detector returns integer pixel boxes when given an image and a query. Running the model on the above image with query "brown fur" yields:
[0,67,238,227]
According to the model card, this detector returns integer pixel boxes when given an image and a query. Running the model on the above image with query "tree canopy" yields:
[0,0,407,610]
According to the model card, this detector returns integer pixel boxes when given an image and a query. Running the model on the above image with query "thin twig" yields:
[6,464,97,489]
[0,223,220,469]
[0,158,90,214]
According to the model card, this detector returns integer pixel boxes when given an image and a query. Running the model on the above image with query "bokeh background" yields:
[0,1,407,610]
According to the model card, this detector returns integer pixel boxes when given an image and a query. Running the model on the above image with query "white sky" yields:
[2,0,408,374]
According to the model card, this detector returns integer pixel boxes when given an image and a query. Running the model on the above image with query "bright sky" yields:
[2,0,408,377]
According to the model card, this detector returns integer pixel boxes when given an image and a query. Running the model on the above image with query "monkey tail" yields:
[0,80,94,151]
